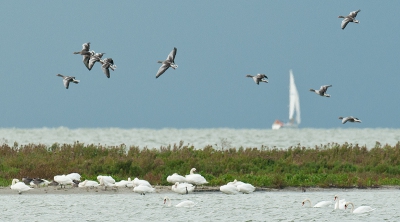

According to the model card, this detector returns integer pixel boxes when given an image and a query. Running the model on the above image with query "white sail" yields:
[288,70,300,125]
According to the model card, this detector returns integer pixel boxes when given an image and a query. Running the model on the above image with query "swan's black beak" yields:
[163,199,166,204]
[301,202,304,206]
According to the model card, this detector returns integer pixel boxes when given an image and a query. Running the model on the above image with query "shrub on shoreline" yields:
[0,141,399,188]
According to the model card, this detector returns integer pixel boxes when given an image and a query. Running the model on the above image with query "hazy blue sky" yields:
[0,1,399,129]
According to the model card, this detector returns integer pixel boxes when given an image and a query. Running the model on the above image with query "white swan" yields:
[54,175,74,188]
[167,173,187,184]
[172,182,195,194]
[164,196,196,208]
[133,177,152,188]
[114,180,130,188]
[236,183,255,194]
[227,179,245,187]
[302,199,332,208]
[220,184,239,194]
[126,178,134,188]
[11,179,33,194]
[97,175,115,190]
[185,168,208,185]
[78,180,99,188]
[334,195,346,210]
[66,173,81,181]
[345,202,375,214]
[133,184,155,195]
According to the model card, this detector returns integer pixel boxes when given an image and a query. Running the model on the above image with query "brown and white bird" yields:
[99,58,116,78]
[156,47,178,78]
[88,52,105,70]
[56,74,80,89]
[339,116,362,124]
[310,85,332,97]
[338,10,361,30]
[246,74,268,85]
[73,42,94,70]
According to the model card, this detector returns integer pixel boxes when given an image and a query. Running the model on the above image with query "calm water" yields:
[0,189,398,221]
[0,127,399,149]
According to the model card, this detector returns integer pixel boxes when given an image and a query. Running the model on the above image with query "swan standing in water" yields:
[344,202,375,214]
[220,184,239,194]
[164,196,196,208]
[338,10,361,30]
[133,184,155,195]
[302,199,332,208]
[334,195,346,210]
[156,47,178,78]
[236,183,255,194]
[246,74,268,85]
[172,182,195,194]
[185,168,208,185]
[11,179,33,194]
[167,173,187,184]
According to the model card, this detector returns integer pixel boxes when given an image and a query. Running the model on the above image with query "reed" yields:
[0,141,399,188]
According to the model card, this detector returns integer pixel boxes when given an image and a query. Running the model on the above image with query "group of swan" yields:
[302,195,375,214]
[166,168,208,194]
[220,179,255,194]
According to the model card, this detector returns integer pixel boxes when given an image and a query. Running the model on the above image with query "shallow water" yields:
[0,127,399,149]
[1,189,398,221]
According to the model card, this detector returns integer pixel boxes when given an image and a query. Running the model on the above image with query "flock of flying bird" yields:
[56,43,177,89]
[246,9,363,125]
[56,9,362,124]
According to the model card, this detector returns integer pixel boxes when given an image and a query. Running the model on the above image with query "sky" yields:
[0,1,399,129]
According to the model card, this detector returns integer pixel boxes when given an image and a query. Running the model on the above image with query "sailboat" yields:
[272,70,300,129]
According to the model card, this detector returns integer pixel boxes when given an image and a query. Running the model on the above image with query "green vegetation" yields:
[1,141,400,188]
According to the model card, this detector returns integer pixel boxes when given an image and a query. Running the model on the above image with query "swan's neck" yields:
[334,197,339,209]
[190,169,195,174]
[12,179,18,185]
[303,199,311,207]
[164,197,171,207]
[348,202,355,212]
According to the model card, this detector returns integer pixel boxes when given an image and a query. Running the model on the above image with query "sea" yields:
[0,188,398,221]
[0,127,399,149]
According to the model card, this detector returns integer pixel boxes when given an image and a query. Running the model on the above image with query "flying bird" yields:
[73,42,95,70]
[88,52,105,70]
[339,116,362,124]
[99,58,117,78]
[338,10,361,30]
[310,85,332,97]
[56,74,80,89]
[156,47,178,78]
[246,74,268,85]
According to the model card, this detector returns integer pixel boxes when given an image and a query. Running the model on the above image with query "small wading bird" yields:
[99,58,117,78]
[246,74,268,85]
[56,74,80,89]
[338,116,362,124]
[73,42,94,70]
[338,10,361,30]
[156,47,178,78]
[309,85,332,97]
